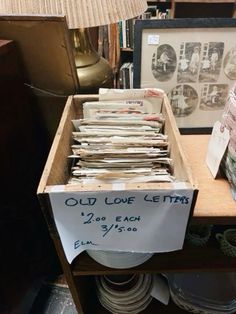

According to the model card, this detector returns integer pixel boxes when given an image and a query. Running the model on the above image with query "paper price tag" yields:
[147,34,160,45]
[206,121,230,178]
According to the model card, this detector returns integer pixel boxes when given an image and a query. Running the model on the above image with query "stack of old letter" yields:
[68,90,174,185]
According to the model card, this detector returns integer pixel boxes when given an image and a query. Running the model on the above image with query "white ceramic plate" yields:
[87,250,153,269]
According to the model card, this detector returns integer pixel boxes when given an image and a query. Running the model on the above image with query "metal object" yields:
[72,28,113,93]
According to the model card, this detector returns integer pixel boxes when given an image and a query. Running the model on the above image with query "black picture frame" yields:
[133,18,236,134]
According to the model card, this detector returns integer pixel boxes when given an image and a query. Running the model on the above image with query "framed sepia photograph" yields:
[133,18,236,133]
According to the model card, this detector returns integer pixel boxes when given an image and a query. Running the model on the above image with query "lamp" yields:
[0,0,148,93]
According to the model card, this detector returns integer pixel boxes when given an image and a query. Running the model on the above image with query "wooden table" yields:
[180,134,236,224]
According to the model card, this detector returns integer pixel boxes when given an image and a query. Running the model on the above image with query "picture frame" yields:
[133,18,236,134]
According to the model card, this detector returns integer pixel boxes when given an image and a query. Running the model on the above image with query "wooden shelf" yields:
[70,134,236,314]
[180,135,236,224]
[39,124,236,313]
[72,238,236,276]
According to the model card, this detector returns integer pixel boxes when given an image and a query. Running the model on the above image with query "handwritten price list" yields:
[64,194,190,248]
[49,190,194,263]
[81,211,140,237]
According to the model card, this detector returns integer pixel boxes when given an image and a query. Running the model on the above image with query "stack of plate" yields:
[167,272,236,313]
[87,250,153,269]
[95,273,153,313]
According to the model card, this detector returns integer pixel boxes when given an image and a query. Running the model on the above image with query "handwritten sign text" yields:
[49,189,194,263]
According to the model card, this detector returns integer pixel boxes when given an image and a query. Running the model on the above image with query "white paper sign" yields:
[206,121,230,178]
[49,189,194,263]
[147,34,160,45]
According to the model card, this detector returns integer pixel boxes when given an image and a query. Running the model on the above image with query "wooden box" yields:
[38,92,197,255]
[37,93,198,313]
[38,93,197,192]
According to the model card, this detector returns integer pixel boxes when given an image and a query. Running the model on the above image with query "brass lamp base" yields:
[71,28,113,94]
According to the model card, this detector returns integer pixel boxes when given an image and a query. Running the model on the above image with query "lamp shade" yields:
[0,0,148,28]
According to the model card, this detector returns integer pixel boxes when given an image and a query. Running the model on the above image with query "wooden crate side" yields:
[163,94,197,187]
[38,94,99,192]
[37,95,75,193]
